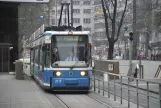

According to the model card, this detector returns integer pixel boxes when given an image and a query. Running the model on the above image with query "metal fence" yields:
[92,69,161,108]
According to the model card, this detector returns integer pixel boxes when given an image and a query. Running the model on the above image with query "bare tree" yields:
[101,0,128,59]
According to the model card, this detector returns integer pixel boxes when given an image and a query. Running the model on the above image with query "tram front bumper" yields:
[50,77,90,90]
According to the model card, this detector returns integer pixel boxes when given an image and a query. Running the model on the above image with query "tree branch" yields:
[101,0,110,42]
[115,0,128,42]
[104,0,112,21]
[111,0,115,7]
[111,0,117,40]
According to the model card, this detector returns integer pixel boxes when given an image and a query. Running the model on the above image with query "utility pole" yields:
[55,0,58,25]
[47,3,50,26]
[129,32,134,73]
[133,0,137,59]
[71,0,73,27]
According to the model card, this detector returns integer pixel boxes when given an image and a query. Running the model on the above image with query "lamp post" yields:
[124,27,128,60]
[129,32,133,72]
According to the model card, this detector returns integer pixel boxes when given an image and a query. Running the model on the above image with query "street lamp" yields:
[129,32,133,73]
[123,27,128,60]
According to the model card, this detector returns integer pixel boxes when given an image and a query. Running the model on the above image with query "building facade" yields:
[50,0,95,32]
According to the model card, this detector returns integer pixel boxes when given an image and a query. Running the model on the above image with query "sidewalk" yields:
[0,73,54,108]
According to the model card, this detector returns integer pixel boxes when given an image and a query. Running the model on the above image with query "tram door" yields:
[0,45,10,72]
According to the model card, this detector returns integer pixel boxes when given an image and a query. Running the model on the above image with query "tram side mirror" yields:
[9,47,13,50]
[30,48,33,50]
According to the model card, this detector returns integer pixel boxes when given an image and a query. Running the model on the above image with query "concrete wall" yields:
[96,60,161,79]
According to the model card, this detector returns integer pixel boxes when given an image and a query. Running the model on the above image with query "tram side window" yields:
[35,48,39,66]
[46,44,50,68]
[39,49,43,66]
[42,44,50,68]
[31,49,34,63]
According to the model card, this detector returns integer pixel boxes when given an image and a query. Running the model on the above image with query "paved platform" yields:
[0,73,54,108]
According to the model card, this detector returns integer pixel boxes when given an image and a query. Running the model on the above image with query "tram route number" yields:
[55,79,62,83]
[108,64,114,71]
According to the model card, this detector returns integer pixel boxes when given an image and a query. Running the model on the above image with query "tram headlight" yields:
[80,71,87,76]
[56,71,62,76]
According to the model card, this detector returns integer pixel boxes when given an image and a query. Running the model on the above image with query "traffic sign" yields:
[97,9,103,15]
[108,64,114,71]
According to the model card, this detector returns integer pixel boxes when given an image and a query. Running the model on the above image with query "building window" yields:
[83,1,91,5]
[57,10,61,14]
[94,23,105,29]
[73,18,80,23]
[94,14,104,21]
[83,9,91,14]
[73,9,80,14]
[52,10,55,15]
[95,6,102,12]
[94,1,101,5]
[84,28,91,31]
[73,1,80,5]
[83,18,91,24]
[52,19,55,25]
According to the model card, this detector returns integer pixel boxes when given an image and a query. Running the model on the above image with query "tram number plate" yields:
[55,79,62,83]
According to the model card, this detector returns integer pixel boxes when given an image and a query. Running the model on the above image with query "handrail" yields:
[94,69,161,84]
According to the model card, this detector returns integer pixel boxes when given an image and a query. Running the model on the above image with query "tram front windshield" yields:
[51,35,89,68]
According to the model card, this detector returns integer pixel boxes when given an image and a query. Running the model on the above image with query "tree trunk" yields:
[145,31,150,57]
[108,41,114,59]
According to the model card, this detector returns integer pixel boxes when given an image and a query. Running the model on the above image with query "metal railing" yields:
[92,69,161,108]
[155,65,161,78]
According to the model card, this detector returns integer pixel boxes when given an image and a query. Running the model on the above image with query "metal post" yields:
[94,71,96,91]
[70,0,73,27]
[98,72,100,93]
[2,48,3,72]
[136,80,139,108]
[133,0,137,59]
[124,40,127,60]
[121,76,123,104]
[147,82,149,108]
[108,74,110,98]
[128,77,130,108]
[47,3,50,26]
[129,40,132,72]
[114,76,116,101]
[8,47,10,72]
[55,0,58,25]
[67,4,70,27]
[103,81,104,96]
[159,84,161,108]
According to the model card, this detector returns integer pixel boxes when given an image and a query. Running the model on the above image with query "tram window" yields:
[31,50,34,63]
[35,48,39,65]
[38,46,41,69]
[40,50,43,65]
[45,52,50,67]
[42,44,50,68]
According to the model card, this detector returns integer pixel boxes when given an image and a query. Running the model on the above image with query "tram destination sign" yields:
[56,36,84,42]
[0,0,49,3]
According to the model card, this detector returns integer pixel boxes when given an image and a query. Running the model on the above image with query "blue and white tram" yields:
[30,30,93,91]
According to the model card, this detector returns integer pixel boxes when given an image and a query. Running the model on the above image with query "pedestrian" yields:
[153,54,155,61]
[151,54,153,60]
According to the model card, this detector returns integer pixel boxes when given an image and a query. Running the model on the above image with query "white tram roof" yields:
[45,31,90,35]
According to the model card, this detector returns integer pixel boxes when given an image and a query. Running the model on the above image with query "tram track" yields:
[54,94,70,108]
[86,94,111,108]
[32,76,112,108]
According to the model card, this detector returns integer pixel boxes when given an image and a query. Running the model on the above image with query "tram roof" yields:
[44,31,90,35]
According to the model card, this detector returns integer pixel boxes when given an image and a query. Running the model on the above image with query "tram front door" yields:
[0,44,11,72]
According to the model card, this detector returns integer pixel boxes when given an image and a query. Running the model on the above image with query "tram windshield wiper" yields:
[70,61,79,69]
